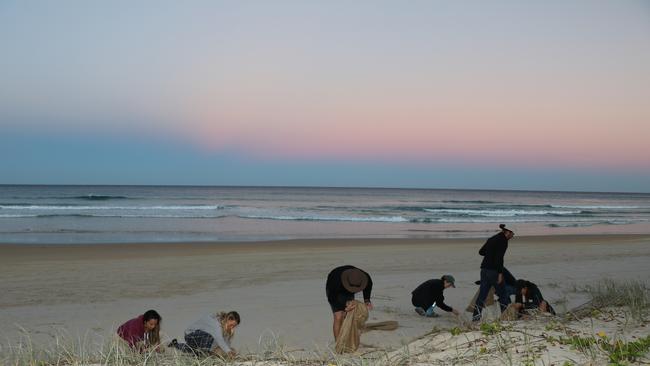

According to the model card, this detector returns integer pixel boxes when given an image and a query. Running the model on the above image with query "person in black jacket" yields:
[412,275,459,318]
[514,280,556,315]
[472,224,514,322]
[325,265,373,342]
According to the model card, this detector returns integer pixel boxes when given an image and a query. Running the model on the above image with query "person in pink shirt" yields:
[117,310,162,349]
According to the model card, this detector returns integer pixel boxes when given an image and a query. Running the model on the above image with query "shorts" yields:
[327,289,354,313]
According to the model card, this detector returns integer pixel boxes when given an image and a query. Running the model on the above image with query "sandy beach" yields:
[1,234,649,357]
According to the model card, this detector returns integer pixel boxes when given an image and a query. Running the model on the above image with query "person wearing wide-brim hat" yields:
[326,265,373,341]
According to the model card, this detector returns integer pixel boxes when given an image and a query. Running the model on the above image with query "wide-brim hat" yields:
[341,268,368,293]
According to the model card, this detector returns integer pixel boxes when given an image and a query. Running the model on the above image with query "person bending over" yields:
[169,311,240,358]
[412,275,459,318]
[326,265,373,342]
[514,280,556,315]
[117,309,162,350]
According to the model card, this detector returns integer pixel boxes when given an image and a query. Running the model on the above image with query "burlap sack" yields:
[466,287,496,312]
[363,321,399,332]
[335,300,368,354]
[500,304,520,321]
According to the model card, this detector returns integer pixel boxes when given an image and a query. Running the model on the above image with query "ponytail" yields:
[499,224,514,234]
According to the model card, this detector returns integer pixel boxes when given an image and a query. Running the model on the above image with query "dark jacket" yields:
[117,315,145,348]
[326,265,373,303]
[411,279,453,312]
[515,281,543,307]
[515,280,555,314]
[479,232,509,273]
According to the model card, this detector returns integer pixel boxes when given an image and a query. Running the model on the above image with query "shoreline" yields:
[2,234,649,263]
[2,232,648,248]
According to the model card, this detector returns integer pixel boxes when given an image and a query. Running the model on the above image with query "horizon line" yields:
[1,183,648,195]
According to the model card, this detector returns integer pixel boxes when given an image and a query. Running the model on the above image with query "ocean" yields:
[1,185,649,244]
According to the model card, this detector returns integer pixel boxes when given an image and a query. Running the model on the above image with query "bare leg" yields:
[333,311,345,341]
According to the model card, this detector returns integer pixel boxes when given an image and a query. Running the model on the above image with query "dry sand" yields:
[1,235,649,356]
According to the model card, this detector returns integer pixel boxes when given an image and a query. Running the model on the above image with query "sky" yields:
[1,1,649,192]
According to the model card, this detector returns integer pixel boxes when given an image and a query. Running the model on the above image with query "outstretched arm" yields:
[211,331,232,354]
[435,295,453,313]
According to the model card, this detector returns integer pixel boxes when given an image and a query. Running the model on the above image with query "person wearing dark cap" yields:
[326,265,373,341]
[411,275,459,318]
[472,224,514,322]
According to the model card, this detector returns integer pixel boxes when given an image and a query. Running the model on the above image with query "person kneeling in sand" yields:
[514,280,556,315]
[117,309,162,351]
[326,265,373,342]
[411,275,460,318]
[169,311,240,358]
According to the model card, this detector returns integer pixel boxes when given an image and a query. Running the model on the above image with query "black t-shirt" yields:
[516,281,547,310]
[479,232,509,272]
[325,265,373,303]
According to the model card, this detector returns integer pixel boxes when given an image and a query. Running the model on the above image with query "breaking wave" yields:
[238,214,409,223]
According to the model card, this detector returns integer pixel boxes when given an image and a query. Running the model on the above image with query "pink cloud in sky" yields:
[152,42,649,172]
[179,98,649,170]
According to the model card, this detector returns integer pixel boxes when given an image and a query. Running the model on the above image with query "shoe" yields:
[415,307,426,316]
[424,305,440,318]
[168,339,178,348]
[425,305,438,317]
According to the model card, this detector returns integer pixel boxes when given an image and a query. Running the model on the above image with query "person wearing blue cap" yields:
[411,275,459,318]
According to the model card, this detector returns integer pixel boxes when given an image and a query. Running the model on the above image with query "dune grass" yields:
[0,329,397,366]
[582,279,649,322]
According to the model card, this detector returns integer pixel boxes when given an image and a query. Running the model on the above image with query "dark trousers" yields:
[411,294,430,309]
[473,269,511,320]
[172,330,214,356]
